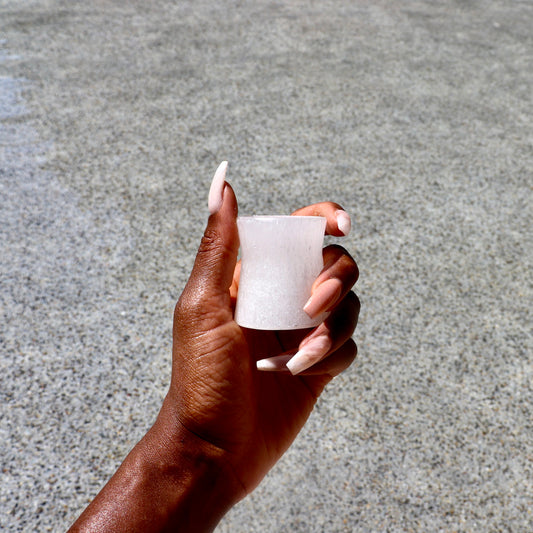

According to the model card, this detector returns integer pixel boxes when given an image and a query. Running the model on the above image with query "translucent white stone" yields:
[235,216,327,330]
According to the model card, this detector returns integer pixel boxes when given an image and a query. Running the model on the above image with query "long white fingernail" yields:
[256,354,293,372]
[208,161,228,214]
[335,210,351,236]
[286,335,331,375]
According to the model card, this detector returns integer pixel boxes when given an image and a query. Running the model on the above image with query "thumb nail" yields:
[208,161,228,214]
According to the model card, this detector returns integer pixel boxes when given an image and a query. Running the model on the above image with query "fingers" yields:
[255,340,356,377]
[263,340,356,402]
[301,338,357,377]
[256,291,360,376]
[288,291,360,374]
[254,201,359,376]
[303,245,359,319]
[291,201,351,237]
[292,202,357,321]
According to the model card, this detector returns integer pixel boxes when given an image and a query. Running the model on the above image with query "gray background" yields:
[1,0,532,531]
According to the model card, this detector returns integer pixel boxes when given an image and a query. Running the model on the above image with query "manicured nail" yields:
[335,210,351,236]
[256,354,293,372]
[208,161,228,214]
[286,335,331,375]
[303,278,342,318]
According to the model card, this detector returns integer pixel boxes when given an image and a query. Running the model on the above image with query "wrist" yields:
[69,399,245,533]
[138,397,245,532]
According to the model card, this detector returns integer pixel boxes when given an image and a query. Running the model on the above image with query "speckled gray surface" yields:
[1,1,532,531]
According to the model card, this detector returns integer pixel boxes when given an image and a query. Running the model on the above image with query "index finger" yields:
[291,202,351,237]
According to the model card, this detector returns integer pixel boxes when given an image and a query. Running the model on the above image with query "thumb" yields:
[180,162,239,316]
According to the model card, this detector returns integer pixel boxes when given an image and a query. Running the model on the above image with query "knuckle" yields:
[345,290,360,310]
[345,337,357,357]
[197,228,222,259]
[344,256,359,286]
[197,227,233,267]
[174,285,231,337]
[326,291,359,335]
[175,290,218,322]
[323,244,359,285]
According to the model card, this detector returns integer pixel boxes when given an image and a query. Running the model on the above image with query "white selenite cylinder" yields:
[234,216,327,330]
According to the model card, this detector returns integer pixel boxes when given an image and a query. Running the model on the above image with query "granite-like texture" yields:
[1,1,531,531]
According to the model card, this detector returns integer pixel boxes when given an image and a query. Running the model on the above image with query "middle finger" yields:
[303,245,359,319]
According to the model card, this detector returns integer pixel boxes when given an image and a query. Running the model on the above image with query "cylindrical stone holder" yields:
[235,215,327,330]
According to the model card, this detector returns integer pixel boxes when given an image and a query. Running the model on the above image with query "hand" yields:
[68,162,360,533]
[163,162,360,496]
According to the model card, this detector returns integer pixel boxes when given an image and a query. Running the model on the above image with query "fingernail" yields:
[335,210,351,236]
[286,335,331,375]
[256,354,293,372]
[303,278,342,318]
[208,161,228,214]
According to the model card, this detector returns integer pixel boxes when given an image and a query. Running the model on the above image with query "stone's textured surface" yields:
[235,216,326,330]
[1,0,532,531]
